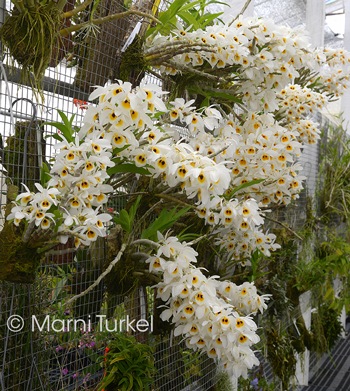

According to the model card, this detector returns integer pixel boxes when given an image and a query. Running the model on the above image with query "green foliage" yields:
[223,179,265,200]
[40,162,51,187]
[246,249,269,283]
[216,371,234,391]
[266,327,296,390]
[238,375,277,391]
[312,303,344,352]
[141,205,192,241]
[113,195,143,234]
[146,0,227,38]
[44,110,76,143]
[98,334,156,391]
[0,5,61,97]
[318,123,350,225]
[295,234,350,312]
[107,163,152,176]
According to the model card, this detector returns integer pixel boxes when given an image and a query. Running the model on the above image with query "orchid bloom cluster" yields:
[7,132,115,248]
[5,12,350,379]
[145,17,350,101]
[147,233,269,378]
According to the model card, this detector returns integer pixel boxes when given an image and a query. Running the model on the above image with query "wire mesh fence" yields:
[0,0,222,390]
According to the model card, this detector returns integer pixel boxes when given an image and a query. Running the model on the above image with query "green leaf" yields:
[44,133,63,142]
[107,164,151,176]
[159,0,189,25]
[126,374,133,391]
[113,144,131,155]
[200,88,244,104]
[200,97,210,108]
[114,209,131,232]
[129,194,143,222]
[141,205,191,241]
[225,179,265,199]
[40,163,51,186]
[324,286,335,301]
[199,12,224,27]
[69,113,76,128]
[177,10,200,29]
[51,277,68,303]
[307,77,321,90]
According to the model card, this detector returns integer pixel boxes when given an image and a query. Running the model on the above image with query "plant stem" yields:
[13,0,25,13]
[57,0,67,12]
[37,241,61,254]
[45,247,77,257]
[208,145,229,158]
[144,43,213,62]
[189,234,208,245]
[26,0,35,10]
[263,215,304,241]
[217,292,245,317]
[131,200,163,235]
[61,0,94,18]
[66,243,127,305]
[163,60,225,83]
[110,191,148,199]
[154,193,193,208]
[23,221,36,243]
[132,239,160,248]
[44,0,58,11]
[59,9,162,36]
[228,0,252,26]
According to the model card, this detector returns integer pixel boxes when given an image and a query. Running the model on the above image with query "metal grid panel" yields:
[0,0,219,390]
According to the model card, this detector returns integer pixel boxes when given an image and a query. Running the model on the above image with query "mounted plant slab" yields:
[0,0,161,98]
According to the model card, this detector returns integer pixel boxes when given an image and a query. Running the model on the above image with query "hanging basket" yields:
[0,6,61,93]
[0,221,42,284]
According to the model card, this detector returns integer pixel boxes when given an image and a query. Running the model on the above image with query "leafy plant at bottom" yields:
[312,303,344,353]
[98,334,156,391]
[266,327,296,390]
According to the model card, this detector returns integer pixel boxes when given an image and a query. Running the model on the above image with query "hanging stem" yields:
[163,60,225,83]
[66,243,127,305]
[23,221,36,243]
[37,241,61,254]
[263,215,304,241]
[57,0,67,12]
[45,247,77,257]
[154,193,193,208]
[61,0,94,18]
[144,43,213,62]
[208,145,229,158]
[131,239,160,248]
[217,292,245,317]
[59,8,162,36]
[13,0,26,13]
[110,191,148,199]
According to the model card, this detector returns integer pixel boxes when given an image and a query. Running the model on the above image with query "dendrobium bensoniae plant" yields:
[6,13,350,380]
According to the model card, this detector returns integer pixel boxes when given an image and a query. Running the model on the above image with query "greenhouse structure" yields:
[1,0,350,390]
